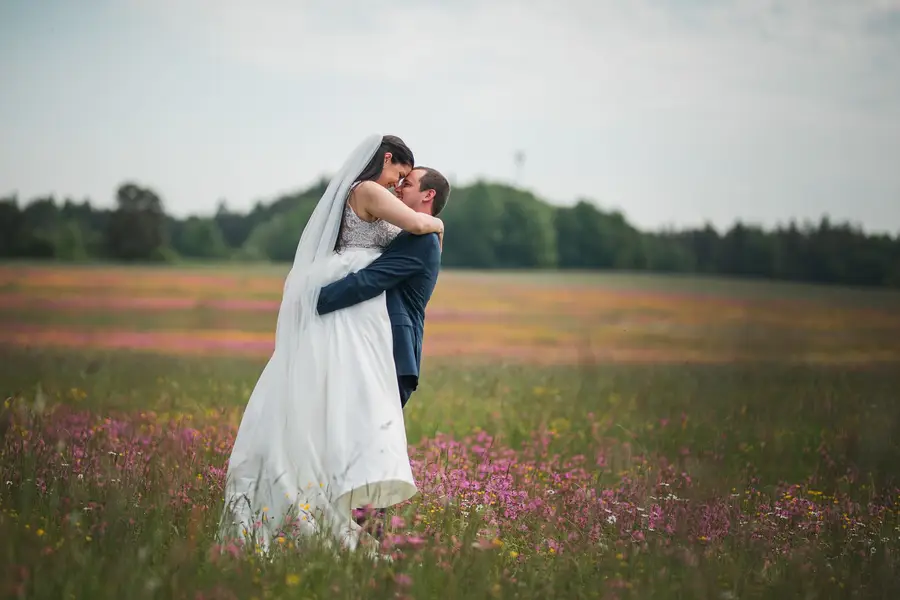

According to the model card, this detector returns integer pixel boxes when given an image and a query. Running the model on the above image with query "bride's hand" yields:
[432,217,444,250]
[430,217,444,235]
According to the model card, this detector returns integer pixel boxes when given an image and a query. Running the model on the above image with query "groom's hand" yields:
[316,234,439,316]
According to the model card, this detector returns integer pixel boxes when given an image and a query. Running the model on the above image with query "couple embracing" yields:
[218,134,450,552]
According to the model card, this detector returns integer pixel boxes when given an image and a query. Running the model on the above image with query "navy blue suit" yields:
[316,232,441,407]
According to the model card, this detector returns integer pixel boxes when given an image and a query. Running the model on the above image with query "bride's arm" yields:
[353,181,443,236]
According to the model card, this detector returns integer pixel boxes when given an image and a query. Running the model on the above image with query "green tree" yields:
[556,201,643,269]
[440,183,504,268]
[241,200,317,261]
[53,221,90,261]
[2,175,898,290]
[0,196,23,257]
[106,183,168,261]
[173,217,230,259]
[493,186,557,268]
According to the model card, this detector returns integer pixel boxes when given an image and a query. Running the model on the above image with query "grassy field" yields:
[2,263,900,599]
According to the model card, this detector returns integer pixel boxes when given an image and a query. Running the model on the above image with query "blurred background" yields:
[1,0,899,281]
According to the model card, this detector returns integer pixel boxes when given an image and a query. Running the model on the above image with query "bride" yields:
[218,134,443,552]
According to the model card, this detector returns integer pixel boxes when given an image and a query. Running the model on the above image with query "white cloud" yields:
[128,0,900,122]
[5,0,899,231]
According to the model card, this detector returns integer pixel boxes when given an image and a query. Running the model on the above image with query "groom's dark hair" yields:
[416,167,451,216]
[355,135,415,183]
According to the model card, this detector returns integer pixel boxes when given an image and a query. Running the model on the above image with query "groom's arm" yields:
[316,233,440,316]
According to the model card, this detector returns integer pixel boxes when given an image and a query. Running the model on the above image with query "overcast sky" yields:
[2,0,899,233]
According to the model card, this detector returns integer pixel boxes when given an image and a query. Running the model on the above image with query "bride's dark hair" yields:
[335,135,415,251]
[354,135,415,183]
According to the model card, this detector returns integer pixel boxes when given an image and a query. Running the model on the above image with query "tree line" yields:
[2,180,899,288]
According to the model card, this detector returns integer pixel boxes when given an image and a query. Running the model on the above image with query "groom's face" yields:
[396,168,435,215]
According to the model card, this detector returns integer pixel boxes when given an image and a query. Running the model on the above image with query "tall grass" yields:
[2,350,899,598]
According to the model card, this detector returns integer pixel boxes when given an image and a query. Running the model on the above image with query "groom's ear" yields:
[421,192,435,213]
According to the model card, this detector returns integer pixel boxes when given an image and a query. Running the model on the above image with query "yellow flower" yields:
[37,529,45,537]
[285,574,301,586]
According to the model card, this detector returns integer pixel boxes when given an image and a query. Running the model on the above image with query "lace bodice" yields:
[336,184,401,251]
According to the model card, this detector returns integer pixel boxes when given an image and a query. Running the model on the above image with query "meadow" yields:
[2,263,900,599]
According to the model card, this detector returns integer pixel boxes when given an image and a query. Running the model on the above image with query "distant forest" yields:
[2,180,898,288]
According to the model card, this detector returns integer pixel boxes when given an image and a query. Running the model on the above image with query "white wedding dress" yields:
[218,136,417,552]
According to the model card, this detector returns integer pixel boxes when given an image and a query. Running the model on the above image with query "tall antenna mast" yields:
[514,150,526,186]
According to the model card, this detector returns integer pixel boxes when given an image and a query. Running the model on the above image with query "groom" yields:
[316,166,451,408]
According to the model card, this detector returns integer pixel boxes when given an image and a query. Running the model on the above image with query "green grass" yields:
[2,347,899,598]
[438,268,900,307]
[0,307,279,332]
[2,263,900,597]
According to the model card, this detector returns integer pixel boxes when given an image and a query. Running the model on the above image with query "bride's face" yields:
[377,152,412,189]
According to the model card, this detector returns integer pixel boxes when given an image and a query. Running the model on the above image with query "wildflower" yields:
[285,574,300,586]
[390,515,406,528]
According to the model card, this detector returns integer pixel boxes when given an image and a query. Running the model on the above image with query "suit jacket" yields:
[316,232,441,400]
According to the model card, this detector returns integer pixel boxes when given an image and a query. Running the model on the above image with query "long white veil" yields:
[279,132,383,333]
[220,133,384,548]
